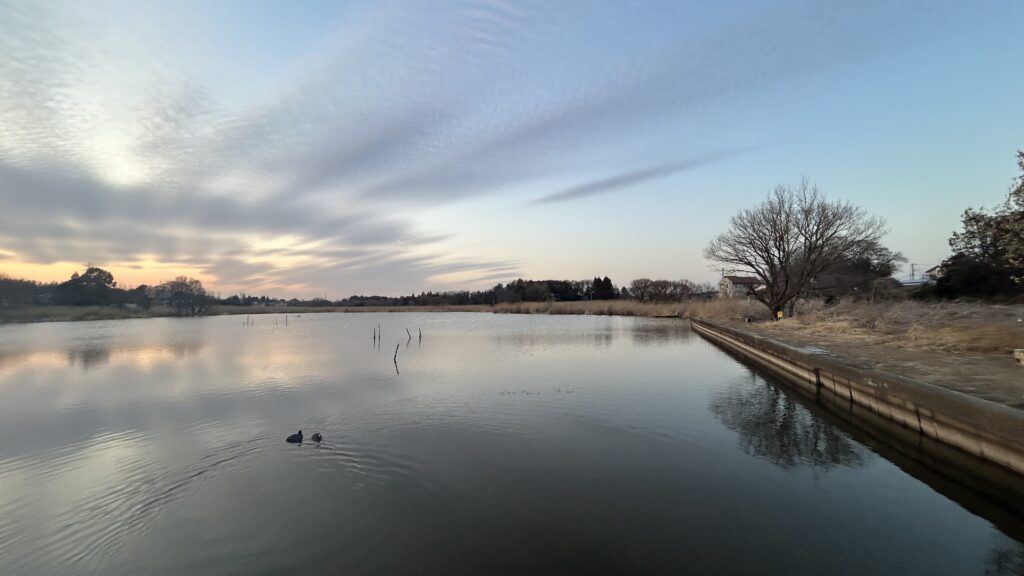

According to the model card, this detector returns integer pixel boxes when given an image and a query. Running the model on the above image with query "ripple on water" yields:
[288,414,461,507]
[0,430,270,574]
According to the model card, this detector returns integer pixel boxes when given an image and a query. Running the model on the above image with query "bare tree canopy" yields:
[704,180,887,318]
[155,276,208,317]
[628,278,696,302]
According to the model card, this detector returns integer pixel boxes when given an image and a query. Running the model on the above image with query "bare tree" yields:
[704,180,886,319]
[156,276,208,316]
[629,278,653,302]
[627,278,697,302]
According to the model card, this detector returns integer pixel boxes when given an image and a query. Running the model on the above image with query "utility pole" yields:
[910,263,917,279]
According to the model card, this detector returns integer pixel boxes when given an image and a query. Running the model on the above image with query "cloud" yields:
[0,161,514,294]
[531,148,754,205]
[0,0,939,294]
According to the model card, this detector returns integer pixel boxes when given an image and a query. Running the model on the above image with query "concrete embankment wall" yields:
[691,319,1024,478]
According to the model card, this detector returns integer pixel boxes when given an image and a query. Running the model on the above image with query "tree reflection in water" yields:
[709,373,867,470]
[984,536,1024,576]
[63,340,205,370]
[66,346,112,370]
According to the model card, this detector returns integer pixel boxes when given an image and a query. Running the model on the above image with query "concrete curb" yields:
[691,318,1024,478]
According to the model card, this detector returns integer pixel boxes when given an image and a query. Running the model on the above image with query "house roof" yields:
[721,276,762,285]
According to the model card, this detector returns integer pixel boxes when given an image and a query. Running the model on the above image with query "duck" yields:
[286,430,303,443]
[311,432,323,442]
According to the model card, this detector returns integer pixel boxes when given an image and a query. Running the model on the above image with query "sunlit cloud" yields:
[0,0,995,294]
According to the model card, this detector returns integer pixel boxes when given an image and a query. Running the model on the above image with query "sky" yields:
[1,0,1022,297]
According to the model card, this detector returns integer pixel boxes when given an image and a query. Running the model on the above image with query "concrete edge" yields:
[690,318,1024,478]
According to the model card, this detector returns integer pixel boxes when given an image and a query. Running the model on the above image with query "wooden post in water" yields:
[393,342,400,374]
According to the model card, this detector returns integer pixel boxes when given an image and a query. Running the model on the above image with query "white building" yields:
[718,276,763,298]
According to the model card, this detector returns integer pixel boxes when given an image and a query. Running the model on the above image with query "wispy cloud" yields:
[530,148,754,205]
[0,0,941,294]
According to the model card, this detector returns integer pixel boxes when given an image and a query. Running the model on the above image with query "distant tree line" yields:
[0,266,209,316]
[332,278,612,307]
[2,268,723,315]
[331,276,717,307]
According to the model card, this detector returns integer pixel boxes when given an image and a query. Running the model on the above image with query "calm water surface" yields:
[0,313,1021,575]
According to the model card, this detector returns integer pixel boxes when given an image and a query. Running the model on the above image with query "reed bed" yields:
[760,300,1024,354]
[0,305,168,324]
[491,300,682,317]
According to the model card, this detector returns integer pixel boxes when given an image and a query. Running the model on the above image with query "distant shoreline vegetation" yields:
[0,265,917,327]
[0,246,979,325]
[0,272,726,323]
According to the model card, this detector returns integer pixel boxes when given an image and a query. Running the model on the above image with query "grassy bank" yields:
[487,299,763,319]
[0,305,172,324]
[490,300,685,316]
[754,300,1024,355]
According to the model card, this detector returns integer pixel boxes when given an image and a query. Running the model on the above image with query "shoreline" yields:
[691,318,1024,476]
[0,301,690,325]
[0,304,493,325]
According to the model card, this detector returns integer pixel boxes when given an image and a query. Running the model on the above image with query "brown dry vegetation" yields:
[489,298,771,319]
[491,300,686,317]
[756,300,1024,355]
[0,305,171,324]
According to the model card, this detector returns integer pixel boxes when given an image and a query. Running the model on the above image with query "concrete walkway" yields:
[728,321,1024,411]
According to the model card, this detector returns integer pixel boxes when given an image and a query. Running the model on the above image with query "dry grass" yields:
[491,300,686,317]
[489,298,776,319]
[0,305,168,324]
[759,300,1024,354]
[678,298,769,322]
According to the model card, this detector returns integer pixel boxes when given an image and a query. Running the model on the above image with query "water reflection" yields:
[0,340,206,372]
[629,320,693,346]
[66,346,111,369]
[708,373,867,470]
[985,536,1024,576]
[486,318,691,350]
[0,313,1019,576]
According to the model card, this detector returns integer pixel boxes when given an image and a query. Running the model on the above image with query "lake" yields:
[0,313,1021,575]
